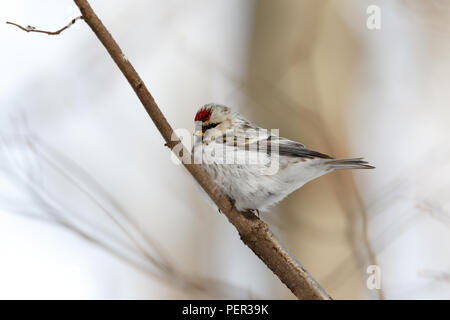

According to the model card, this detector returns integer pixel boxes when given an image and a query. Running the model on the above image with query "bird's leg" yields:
[249,209,260,218]
[228,197,236,213]
[218,197,236,215]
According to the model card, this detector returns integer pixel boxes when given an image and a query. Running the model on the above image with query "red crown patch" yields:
[194,108,212,122]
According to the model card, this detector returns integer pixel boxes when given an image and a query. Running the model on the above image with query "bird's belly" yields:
[203,164,267,210]
[202,159,329,211]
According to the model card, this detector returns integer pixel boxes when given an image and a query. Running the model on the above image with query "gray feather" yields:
[277,139,332,159]
[222,133,373,169]
[325,158,375,170]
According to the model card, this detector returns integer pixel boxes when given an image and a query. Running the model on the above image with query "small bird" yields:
[192,103,374,213]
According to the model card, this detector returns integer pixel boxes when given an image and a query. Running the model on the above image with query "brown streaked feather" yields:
[221,133,332,159]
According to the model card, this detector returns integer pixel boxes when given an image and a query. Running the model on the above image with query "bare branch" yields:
[6,16,83,35]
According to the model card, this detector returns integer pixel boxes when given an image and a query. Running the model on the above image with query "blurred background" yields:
[1,0,449,299]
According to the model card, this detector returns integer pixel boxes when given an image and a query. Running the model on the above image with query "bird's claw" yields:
[251,209,260,218]
[229,198,237,212]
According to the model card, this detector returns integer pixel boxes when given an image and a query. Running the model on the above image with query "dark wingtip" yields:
[326,158,375,170]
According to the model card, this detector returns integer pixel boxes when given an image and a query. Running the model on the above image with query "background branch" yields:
[6,16,83,35]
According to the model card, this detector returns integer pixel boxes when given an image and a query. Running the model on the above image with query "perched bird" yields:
[192,103,374,212]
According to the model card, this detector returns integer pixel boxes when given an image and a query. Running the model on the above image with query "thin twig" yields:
[6,16,83,35]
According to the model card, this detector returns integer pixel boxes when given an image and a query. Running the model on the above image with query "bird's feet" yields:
[228,197,236,212]
[249,209,260,218]
[218,197,236,215]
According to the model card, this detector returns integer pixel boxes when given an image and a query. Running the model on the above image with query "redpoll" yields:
[192,103,374,212]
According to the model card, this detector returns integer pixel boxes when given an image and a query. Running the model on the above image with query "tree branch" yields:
[6,16,83,35]
[9,0,332,299]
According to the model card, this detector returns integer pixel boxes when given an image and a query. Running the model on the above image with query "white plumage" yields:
[192,103,374,212]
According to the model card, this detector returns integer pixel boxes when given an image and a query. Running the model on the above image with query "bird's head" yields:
[193,103,235,142]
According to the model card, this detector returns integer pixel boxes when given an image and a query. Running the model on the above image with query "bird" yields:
[191,103,374,213]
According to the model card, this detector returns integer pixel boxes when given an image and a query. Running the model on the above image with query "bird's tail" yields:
[326,158,375,170]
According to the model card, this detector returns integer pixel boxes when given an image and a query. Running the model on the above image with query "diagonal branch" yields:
[6,16,83,35]
[8,0,331,299]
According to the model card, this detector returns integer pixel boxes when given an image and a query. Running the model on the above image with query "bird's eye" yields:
[203,122,219,131]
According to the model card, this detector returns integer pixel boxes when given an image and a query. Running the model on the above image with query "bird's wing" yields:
[277,137,332,159]
[222,131,332,160]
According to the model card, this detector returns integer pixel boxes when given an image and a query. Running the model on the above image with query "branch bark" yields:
[10,0,332,299]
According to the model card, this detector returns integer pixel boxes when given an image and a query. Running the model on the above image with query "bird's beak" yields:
[194,130,204,137]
